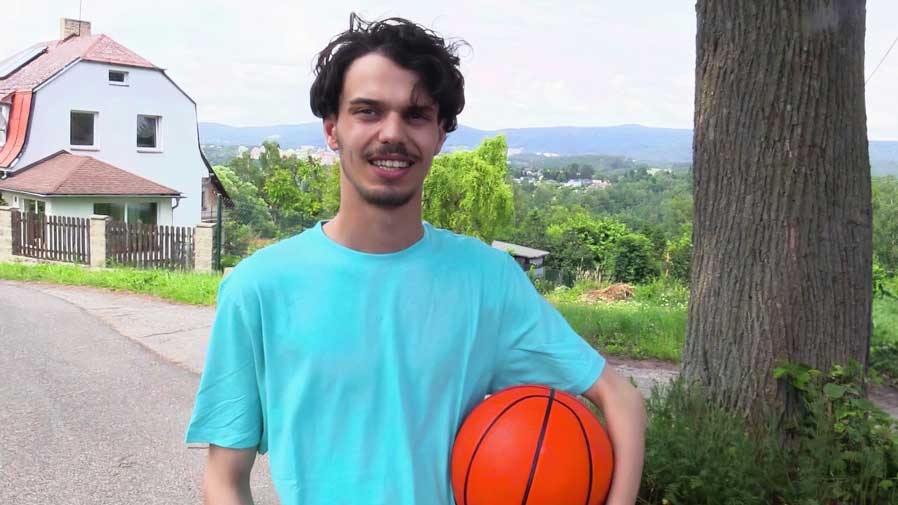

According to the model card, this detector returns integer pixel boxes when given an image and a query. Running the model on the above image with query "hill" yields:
[199,122,898,175]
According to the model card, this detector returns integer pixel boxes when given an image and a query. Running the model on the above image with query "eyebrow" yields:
[347,97,436,113]
[348,98,382,108]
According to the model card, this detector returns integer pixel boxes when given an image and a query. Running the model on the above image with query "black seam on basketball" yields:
[463,394,551,505]
[521,388,555,505]
[552,400,595,505]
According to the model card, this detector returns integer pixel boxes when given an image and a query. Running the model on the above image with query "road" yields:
[0,281,278,504]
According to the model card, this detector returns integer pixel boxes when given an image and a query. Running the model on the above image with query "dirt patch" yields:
[580,283,635,303]
[870,385,898,419]
[606,356,679,398]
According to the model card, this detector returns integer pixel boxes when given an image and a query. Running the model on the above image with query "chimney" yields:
[60,18,91,39]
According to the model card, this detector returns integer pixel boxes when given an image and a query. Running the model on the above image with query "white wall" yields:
[16,61,207,226]
[0,190,172,224]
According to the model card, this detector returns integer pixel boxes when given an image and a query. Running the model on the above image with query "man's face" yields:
[324,52,446,210]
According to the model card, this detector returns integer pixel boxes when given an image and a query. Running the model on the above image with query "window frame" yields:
[23,198,46,214]
[108,69,129,86]
[70,110,99,150]
[136,114,162,152]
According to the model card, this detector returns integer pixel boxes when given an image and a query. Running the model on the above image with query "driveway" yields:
[0,280,278,504]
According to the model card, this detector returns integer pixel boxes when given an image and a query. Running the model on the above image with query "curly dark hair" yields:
[310,13,467,132]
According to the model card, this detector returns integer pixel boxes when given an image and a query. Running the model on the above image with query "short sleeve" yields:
[185,273,267,453]
[490,254,605,396]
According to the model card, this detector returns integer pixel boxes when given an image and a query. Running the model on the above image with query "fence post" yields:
[89,215,109,268]
[0,206,13,263]
[194,223,215,274]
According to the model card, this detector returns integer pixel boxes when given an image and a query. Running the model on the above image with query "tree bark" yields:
[684,0,872,417]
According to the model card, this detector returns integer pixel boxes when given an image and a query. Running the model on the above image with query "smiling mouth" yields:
[370,159,412,171]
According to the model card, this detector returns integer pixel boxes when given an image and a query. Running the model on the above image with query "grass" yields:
[555,302,686,361]
[545,278,687,361]
[1,261,895,369]
[0,262,221,305]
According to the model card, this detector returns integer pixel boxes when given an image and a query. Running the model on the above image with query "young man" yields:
[186,14,646,505]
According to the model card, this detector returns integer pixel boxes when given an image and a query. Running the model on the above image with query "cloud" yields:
[3,0,897,138]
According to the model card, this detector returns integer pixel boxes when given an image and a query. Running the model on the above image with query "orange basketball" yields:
[450,384,614,505]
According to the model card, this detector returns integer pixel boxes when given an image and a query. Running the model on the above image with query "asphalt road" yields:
[0,281,278,504]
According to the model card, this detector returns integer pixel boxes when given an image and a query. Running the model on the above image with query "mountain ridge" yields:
[200,122,898,175]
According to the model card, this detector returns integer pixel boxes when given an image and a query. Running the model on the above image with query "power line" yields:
[866,32,898,85]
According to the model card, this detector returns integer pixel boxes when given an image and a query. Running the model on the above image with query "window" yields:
[93,203,125,222]
[127,202,157,225]
[23,198,46,214]
[70,111,96,147]
[137,115,160,149]
[93,202,156,224]
[108,70,128,85]
[0,103,8,147]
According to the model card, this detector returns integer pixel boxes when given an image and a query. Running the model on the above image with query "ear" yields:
[323,115,339,151]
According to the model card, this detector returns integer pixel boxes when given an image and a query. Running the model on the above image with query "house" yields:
[0,18,228,226]
[491,240,550,277]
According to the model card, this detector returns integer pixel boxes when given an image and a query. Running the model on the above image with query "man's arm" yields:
[582,366,646,505]
[203,445,258,505]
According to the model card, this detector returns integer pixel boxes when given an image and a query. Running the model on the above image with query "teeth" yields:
[372,160,411,170]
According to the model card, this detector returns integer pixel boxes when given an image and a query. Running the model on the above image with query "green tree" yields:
[423,135,514,242]
[873,176,898,274]
[638,223,668,265]
[226,142,339,238]
[322,162,341,216]
[545,212,629,273]
[666,225,692,282]
[610,234,659,284]
[214,165,275,258]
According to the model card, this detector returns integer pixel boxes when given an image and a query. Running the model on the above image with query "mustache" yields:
[365,144,416,160]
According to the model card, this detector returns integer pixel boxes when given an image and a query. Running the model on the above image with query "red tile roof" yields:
[0,34,158,95]
[0,151,180,196]
[0,91,32,167]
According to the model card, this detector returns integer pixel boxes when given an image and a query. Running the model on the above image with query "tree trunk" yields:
[683,0,872,418]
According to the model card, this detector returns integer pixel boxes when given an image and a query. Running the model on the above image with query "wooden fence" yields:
[10,212,91,264]
[106,221,195,270]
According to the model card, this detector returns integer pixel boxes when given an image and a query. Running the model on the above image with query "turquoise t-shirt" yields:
[185,222,605,505]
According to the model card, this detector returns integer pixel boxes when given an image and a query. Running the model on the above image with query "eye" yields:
[408,110,430,121]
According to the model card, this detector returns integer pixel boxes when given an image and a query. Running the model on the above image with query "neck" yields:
[323,193,425,254]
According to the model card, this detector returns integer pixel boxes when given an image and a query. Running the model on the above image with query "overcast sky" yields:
[4,1,898,139]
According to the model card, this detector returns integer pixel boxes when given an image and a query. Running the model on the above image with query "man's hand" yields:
[203,444,258,505]
[582,366,647,505]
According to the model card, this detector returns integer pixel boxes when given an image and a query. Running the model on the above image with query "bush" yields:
[641,365,898,504]
[777,362,898,504]
[641,379,790,504]
[610,233,658,284]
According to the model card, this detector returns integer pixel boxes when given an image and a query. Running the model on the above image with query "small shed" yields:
[491,240,550,277]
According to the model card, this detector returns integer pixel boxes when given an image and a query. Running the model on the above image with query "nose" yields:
[378,112,405,144]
